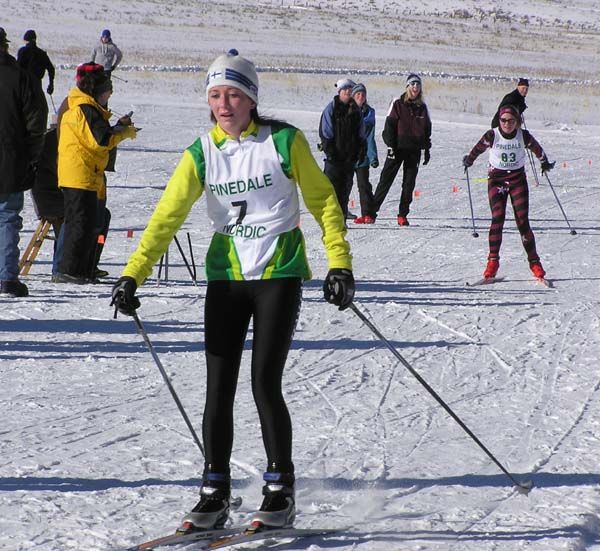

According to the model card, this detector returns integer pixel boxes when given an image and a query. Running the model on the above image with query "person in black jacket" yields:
[370,73,432,226]
[491,78,529,128]
[318,78,366,219]
[0,28,47,297]
[17,29,55,96]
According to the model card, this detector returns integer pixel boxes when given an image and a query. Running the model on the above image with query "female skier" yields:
[462,104,554,280]
[111,50,354,531]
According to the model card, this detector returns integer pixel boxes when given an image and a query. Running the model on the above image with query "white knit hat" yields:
[335,78,356,92]
[205,49,259,104]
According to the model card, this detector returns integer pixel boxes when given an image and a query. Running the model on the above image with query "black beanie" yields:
[23,29,36,41]
[93,76,113,97]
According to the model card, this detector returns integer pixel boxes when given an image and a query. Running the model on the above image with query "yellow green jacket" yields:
[123,121,352,285]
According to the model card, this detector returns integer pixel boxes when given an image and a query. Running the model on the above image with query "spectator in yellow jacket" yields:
[54,63,136,284]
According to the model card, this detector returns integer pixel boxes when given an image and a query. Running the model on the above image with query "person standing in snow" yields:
[90,29,122,75]
[55,62,136,284]
[462,104,554,280]
[351,83,379,225]
[111,49,354,532]
[17,29,55,97]
[0,27,47,297]
[370,73,431,226]
[491,77,529,128]
[318,78,366,220]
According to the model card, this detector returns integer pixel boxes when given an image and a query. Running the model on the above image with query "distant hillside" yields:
[4,0,600,81]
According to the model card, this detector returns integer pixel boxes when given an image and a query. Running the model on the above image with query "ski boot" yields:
[483,256,499,279]
[177,473,230,534]
[530,260,546,279]
[251,472,295,529]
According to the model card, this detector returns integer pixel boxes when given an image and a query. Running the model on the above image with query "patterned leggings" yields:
[487,168,539,263]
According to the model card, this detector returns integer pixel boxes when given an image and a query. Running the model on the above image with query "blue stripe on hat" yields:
[224,68,258,93]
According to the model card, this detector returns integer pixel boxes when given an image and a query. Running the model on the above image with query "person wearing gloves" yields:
[350,83,379,224]
[90,29,122,75]
[17,29,55,96]
[111,49,354,532]
[462,104,554,280]
[370,73,432,226]
[54,63,136,284]
[318,78,366,220]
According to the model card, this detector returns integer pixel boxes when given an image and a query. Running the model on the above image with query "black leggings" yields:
[202,277,302,475]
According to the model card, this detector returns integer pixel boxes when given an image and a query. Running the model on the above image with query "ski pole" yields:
[127,311,243,508]
[173,234,197,285]
[111,73,129,83]
[544,173,577,235]
[522,117,540,187]
[464,167,479,238]
[187,232,197,281]
[49,94,57,114]
[526,149,540,187]
[132,311,205,456]
[349,302,533,495]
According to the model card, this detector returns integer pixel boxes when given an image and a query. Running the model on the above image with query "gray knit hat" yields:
[205,49,259,104]
[351,83,367,96]
[406,73,422,86]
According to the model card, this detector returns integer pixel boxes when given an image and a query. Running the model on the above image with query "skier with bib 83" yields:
[111,49,354,532]
[462,104,554,281]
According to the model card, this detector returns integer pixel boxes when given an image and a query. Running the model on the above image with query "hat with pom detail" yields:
[205,49,259,104]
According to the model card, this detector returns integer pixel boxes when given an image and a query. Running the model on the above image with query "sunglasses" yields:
[408,81,421,86]
[500,118,516,123]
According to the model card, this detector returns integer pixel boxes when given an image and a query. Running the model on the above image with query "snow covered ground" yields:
[2,2,600,550]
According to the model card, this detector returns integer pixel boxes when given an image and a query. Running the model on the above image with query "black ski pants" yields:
[58,187,97,277]
[324,160,355,219]
[202,277,302,476]
[372,149,421,217]
[355,166,374,217]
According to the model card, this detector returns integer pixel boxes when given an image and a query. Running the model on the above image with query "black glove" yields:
[370,159,379,169]
[541,160,555,174]
[323,268,355,311]
[423,149,430,165]
[387,147,395,160]
[46,82,54,95]
[111,276,140,316]
[462,155,472,168]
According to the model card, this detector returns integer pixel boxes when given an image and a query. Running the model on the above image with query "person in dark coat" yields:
[0,28,47,297]
[370,73,432,226]
[318,78,366,219]
[17,29,55,96]
[491,78,529,128]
